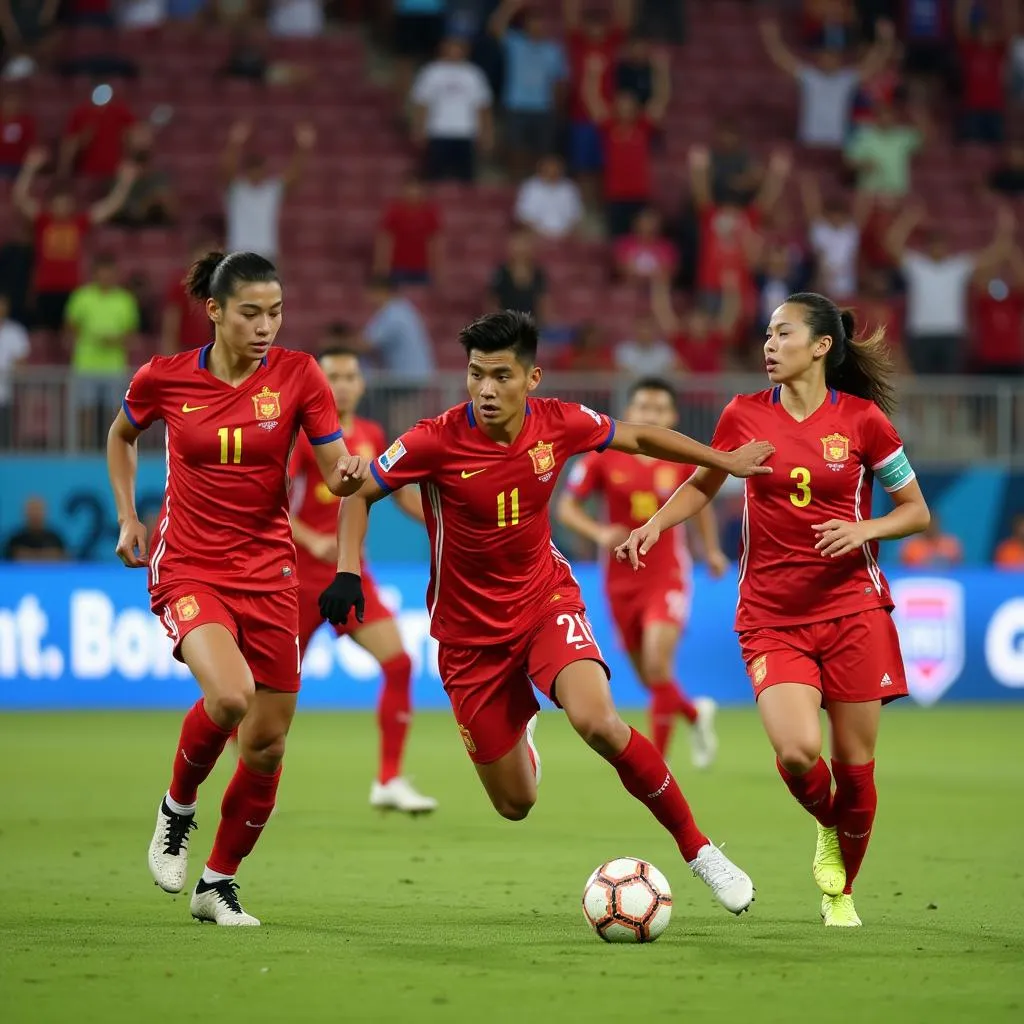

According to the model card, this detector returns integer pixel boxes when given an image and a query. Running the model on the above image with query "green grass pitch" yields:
[1,705,1022,1024]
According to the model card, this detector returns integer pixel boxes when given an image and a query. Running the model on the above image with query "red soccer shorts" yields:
[739,608,909,706]
[297,569,393,656]
[608,581,690,653]
[438,597,610,765]
[158,588,301,692]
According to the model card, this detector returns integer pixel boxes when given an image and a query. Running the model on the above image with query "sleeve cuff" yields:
[309,428,344,446]
[121,399,142,429]
[596,418,616,452]
[370,461,393,494]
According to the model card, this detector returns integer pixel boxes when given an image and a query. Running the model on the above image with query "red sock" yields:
[832,759,877,894]
[168,699,233,807]
[206,760,282,875]
[609,727,709,862]
[776,756,836,827]
[648,685,677,756]
[377,652,412,784]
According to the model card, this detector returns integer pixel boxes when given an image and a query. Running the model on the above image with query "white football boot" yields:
[687,843,755,915]
[190,880,260,926]
[690,697,719,770]
[526,713,542,785]
[369,777,438,815]
[148,798,196,894]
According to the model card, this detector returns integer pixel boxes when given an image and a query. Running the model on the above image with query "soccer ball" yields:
[581,857,673,943]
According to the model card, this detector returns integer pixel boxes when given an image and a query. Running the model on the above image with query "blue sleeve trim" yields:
[309,428,343,446]
[121,398,141,429]
[370,461,393,494]
[596,418,616,452]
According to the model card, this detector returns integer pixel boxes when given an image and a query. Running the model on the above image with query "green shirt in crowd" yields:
[66,284,139,374]
[844,125,922,197]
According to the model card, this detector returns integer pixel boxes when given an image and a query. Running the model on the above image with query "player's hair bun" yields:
[839,309,857,346]
[184,251,227,301]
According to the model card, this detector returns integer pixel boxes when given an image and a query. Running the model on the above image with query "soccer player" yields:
[618,292,930,928]
[557,376,726,766]
[290,345,437,814]
[107,251,367,926]
[320,310,775,915]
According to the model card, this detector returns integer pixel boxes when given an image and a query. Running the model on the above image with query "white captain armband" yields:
[873,447,915,493]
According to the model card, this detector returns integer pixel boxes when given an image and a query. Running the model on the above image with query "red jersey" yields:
[698,205,760,293]
[971,284,1024,367]
[33,212,90,292]
[381,200,440,274]
[567,449,692,593]
[599,116,654,200]
[567,27,624,122]
[164,273,213,351]
[66,99,135,178]
[959,41,1006,112]
[290,415,386,581]
[0,112,35,167]
[371,397,616,645]
[711,387,912,631]
[674,331,727,374]
[122,344,342,605]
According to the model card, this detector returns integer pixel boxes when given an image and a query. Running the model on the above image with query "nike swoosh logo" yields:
[182,403,209,413]
[461,469,487,479]
[245,820,267,829]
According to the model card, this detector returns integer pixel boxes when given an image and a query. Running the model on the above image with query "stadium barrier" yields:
[1,563,1022,710]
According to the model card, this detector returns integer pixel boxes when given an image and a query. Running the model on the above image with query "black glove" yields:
[319,572,365,626]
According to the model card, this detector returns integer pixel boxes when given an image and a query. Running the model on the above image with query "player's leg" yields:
[351,610,437,815]
[744,630,846,898]
[551,656,754,914]
[149,594,251,894]
[189,590,301,926]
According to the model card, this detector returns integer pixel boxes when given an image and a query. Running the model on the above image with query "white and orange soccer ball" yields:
[582,857,673,943]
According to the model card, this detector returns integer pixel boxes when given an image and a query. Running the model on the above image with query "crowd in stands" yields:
[2,0,1024,461]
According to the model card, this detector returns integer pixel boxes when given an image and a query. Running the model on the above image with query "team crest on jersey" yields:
[821,433,850,463]
[458,724,476,754]
[529,441,556,478]
[891,578,965,706]
[750,654,768,685]
[252,385,282,422]
[175,594,200,622]
[315,481,337,504]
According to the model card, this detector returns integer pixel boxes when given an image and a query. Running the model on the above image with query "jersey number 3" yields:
[789,466,812,508]
[218,427,242,465]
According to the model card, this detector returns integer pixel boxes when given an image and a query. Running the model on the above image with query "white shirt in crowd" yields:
[797,65,860,147]
[115,0,168,28]
[268,0,325,37]
[0,318,30,405]
[901,252,976,335]
[614,338,677,377]
[226,178,285,260]
[514,175,583,238]
[809,219,860,299]
[412,60,493,139]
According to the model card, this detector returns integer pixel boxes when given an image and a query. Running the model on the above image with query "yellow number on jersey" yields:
[497,488,520,528]
[630,490,659,522]
[789,467,812,508]
[218,427,242,465]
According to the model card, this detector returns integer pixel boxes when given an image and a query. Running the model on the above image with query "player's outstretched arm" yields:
[615,468,727,571]
[312,437,370,498]
[107,409,149,568]
[609,420,774,477]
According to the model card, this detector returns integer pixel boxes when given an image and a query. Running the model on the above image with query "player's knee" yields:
[241,731,287,773]
[493,793,536,821]
[571,709,630,758]
[640,658,672,686]
[207,689,251,725]
[776,740,821,776]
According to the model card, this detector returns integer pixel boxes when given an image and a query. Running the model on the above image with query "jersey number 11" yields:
[218,427,242,465]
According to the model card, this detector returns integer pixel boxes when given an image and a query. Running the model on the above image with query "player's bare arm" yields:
[616,467,728,571]
[393,485,426,525]
[291,514,335,563]
[107,408,149,568]
[313,436,370,497]
[556,492,628,549]
[609,420,774,478]
[695,504,730,578]
[814,477,930,559]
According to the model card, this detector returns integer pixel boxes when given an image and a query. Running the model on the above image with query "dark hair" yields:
[628,376,677,408]
[185,251,279,305]
[93,251,117,267]
[786,291,896,416]
[459,310,538,367]
[367,275,393,293]
[318,345,361,363]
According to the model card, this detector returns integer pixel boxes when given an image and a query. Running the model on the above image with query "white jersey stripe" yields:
[425,482,444,619]
[854,465,883,594]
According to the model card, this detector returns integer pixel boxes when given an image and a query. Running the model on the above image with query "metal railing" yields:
[4,368,1024,466]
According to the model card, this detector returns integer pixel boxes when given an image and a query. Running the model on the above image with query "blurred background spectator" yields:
[900,514,964,568]
[514,153,583,238]
[0,290,28,444]
[614,311,676,377]
[374,174,442,285]
[994,513,1024,567]
[489,227,547,322]
[2,496,66,561]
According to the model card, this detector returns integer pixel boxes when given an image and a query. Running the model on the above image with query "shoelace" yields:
[691,848,739,888]
[163,813,197,856]
[210,880,244,914]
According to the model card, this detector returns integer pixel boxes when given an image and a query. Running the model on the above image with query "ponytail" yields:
[786,292,897,416]
[184,250,279,305]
